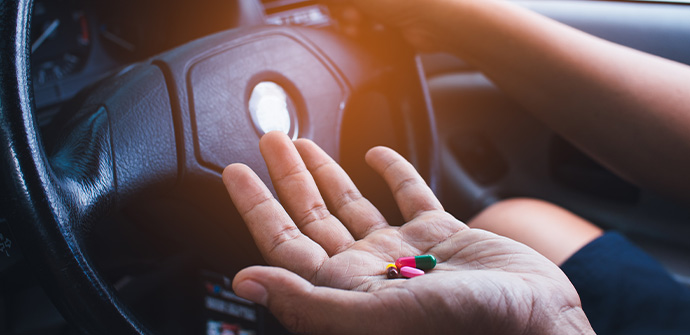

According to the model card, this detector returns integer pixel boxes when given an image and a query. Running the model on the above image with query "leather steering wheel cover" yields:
[0,0,147,333]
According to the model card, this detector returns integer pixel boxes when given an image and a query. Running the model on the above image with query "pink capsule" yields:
[400,266,425,278]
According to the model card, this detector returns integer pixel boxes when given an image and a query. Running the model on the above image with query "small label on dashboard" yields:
[265,5,331,27]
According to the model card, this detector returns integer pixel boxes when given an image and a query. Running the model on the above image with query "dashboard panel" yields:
[31,0,90,86]
[30,0,338,112]
[31,0,250,111]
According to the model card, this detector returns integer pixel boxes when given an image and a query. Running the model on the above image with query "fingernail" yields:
[235,280,268,306]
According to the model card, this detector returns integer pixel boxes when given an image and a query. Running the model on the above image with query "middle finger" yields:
[294,138,389,240]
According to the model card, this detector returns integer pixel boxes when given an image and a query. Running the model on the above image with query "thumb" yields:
[233,266,390,335]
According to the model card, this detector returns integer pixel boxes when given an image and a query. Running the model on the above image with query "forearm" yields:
[424,0,690,201]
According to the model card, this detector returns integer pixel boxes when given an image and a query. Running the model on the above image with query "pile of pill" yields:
[386,255,437,279]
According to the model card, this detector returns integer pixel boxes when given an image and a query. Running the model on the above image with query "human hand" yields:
[223,131,593,334]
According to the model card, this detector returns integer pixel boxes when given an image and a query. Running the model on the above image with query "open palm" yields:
[223,132,591,334]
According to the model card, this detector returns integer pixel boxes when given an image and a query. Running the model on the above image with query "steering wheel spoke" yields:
[48,63,179,220]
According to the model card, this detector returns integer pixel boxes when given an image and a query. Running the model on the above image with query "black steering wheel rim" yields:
[0,0,439,333]
[1,0,148,333]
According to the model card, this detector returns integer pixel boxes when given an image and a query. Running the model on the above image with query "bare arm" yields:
[348,0,690,201]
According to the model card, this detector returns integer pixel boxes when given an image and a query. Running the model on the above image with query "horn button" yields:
[189,33,345,173]
[248,81,297,139]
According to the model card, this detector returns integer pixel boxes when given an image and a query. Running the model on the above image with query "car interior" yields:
[1,0,690,334]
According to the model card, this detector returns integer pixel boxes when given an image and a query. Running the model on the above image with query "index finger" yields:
[223,163,329,279]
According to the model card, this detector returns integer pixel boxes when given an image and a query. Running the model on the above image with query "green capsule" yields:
[395,255,437,270]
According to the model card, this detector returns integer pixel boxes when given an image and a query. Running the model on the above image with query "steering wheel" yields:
[0,0,438,333]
